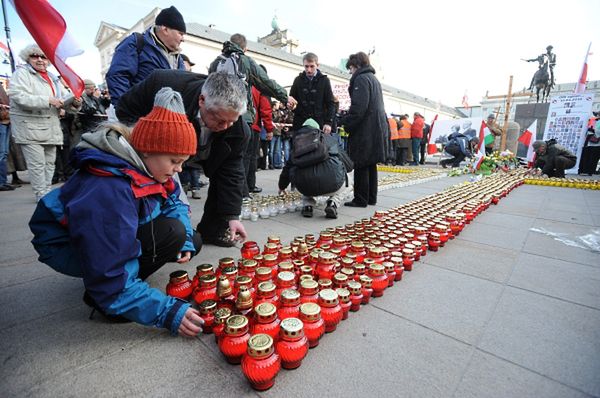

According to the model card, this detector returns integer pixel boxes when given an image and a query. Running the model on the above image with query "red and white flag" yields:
[427,114,439,154]
[473,120,487,169]
[574,42,592,94]
[518,120,537,167]
[10,0,84,97]
[461,92,469,109]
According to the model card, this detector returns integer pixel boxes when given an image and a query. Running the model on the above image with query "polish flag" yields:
[427,114,439,154]
[0,40,9,54]
[518,120,537,167]
[574,42,592,94]
[473,120,487,169]
[461,92,469,109]
[10,0,84,97]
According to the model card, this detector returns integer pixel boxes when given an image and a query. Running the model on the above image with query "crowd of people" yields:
[0,6,595,336]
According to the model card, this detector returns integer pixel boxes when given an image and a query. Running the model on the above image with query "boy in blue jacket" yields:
[29,88,204,337]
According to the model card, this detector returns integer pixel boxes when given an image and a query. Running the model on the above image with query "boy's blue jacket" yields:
[29,128,195,335]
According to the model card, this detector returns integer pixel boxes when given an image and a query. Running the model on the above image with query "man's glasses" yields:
[30,54,47,60]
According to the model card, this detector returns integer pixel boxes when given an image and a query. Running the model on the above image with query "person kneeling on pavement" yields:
[278,118,351,219]
[29,88,204,337]
[440,133,479,168]
[532,139,577,178]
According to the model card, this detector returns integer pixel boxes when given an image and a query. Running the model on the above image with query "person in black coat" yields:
[341,52,387,207]
[116,70,250,247]
[289,52,336,133]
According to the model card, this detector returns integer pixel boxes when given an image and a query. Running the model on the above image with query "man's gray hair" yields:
[19,44,45,62]
[201,72,247,114]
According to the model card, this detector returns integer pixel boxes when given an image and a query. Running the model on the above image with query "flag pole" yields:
[1,0,15,72]
[500,75,513,151]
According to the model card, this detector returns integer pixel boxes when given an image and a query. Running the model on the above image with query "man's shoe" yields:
[203,234,236,247]
[191,190,202,199]
[324,201,338,219]
[249,186,263,193]
[368,201,377,206]
[301,205,313,217]
[83,291,131,323]
[12,178,29,185]
[441,161,448,169]
[344,200,367,208]
[0,184,15,191]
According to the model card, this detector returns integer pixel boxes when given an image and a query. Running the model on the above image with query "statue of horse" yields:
[532,61,551,103]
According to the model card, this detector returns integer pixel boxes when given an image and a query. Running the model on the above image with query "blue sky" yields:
[3,0,599,106]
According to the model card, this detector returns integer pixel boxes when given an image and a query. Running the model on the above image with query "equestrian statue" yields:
[523,45,556,103]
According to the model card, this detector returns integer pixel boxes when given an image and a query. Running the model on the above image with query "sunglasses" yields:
[30,54,47,60]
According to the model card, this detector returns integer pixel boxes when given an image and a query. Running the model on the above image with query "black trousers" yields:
[242,122,259,196]
[542,155,576,178]
[579,146,600,175]
[395,147,408,165]
[196,176,231,240]
[136,217,202,280]
[419,143,427,164]
[442,144,466,167]
[353,164,378,206]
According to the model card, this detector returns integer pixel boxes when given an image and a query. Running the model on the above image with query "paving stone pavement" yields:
[1,170,599,398]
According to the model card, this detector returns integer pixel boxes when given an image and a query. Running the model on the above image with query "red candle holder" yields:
[336,288,351,320]
[241,334,281,391]
[216,275,236,311]
[219,314,250,364]
[383,262,396,287]
[251,302,280,342]
[367,264,388,297]
[198,299,217,334]
[402,249,415,271]
[191,264,214,291]
[353,263,366,282]
[235,275,255,301]
[267,235,283,250]
[255,267,273,285]
[166,270,192,301]
[299,278,319,304]
[317,278,333,291]
[193,274,218,305]
[241,241,260,260]
[263,254,279,279]
[299,302,325,348]
[255,281,279,309]
[216,257,236,278]
[213,307,232,344]
[390,256,404,281]
[238,259,258,281]
[359,275,373,304]
[367,247,386,264]
[278,289,301,320]
[332,273,349,289]
[275,271,297,297]
[316,251,337,281]
[347,281,363,311]
[428,232,441,252]
[350,241,367,263]
[276,317,309,369]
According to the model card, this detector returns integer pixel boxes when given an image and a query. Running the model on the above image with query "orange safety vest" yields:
[388,118,400,140]
[398,120,411,139]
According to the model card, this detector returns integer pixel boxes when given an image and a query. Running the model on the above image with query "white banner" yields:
[543,94,595,173]
[332,83,351,111]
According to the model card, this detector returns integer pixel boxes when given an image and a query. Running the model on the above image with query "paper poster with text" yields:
[543,94,595,174]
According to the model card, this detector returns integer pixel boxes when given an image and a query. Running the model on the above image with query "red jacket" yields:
[251,86,274,133]
[411,116,424,139]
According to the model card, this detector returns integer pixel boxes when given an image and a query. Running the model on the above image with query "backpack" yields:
[215,53,247,81]
[291,127,329,168]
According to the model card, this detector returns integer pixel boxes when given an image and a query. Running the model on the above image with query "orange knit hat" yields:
[130,87,197,156]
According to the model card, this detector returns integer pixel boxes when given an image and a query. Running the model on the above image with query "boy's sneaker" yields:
[191,190,202,199]
[301,205,313,218]
[324,200,338,219]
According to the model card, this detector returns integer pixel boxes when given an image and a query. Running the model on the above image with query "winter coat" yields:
[411,116,424,139]
[8,64,78,145]
[341,66,387,168]
[279,127,346,196]
[106,27,185,107]
[208,41,288,124]
[251,86,274,133]
[116,69,248,219]
[446,133,473,157]
[534,139,577,169]
[29,128,195,334]
[289,70,336,131]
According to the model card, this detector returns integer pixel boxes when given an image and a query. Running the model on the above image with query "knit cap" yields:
[302,118,320,129]
[130,87,197,156]
[155,6,186,33]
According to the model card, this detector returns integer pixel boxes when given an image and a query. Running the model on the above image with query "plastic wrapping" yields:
[530,228,600,253]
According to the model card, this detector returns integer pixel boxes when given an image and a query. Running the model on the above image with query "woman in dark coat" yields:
[341,52,387,207]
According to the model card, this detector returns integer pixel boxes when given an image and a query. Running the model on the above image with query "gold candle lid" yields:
[280,288,301,304]
[236,286,253,310]
[341,267,355,278]
[353,263,366,273]
[351,240,365,249]
[198,299,217,314]
[318,251,337,263]
[299,278,318,291]
[196,263,214,273]
[240,259,258,270]
[300,265,313,275]
[222,266,238,277]
[280,317,304,339]
[263,253,278,263]
[235,275,252,287]
[217,276,233,297]
[279,247,292,257]
[214,307,232,324]
[333,273,348,285]
[299,302,321,321]
[218,257,235,268]
[225,314,249,335]
[254,302,277,322]
[199,274,217,287]
[402,248,414,256]
[293,259,305,268]
[347,280,362,294]
[278,262,294,273]
[368,263,386,276]
[317,279,332,290]
[299,274,314,283]
[257,281,276,296]
[268,235,281,244]
[297,243,309,254]
[404,243,416,251]
[411,240,422,248]
[247,333,274,358]
[169,270,189,283]
[429,232,441,239]
[369,247,385,256]
[277,271,295,284]
[264,242,278,252]
[359,275,373,288]
[318,288,339,307]
[256,267,272,278]
[335,288,350,303]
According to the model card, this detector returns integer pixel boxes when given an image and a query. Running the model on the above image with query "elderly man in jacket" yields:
[106,6,187,107]
[117,70,250,247]
[532,139,577,178]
